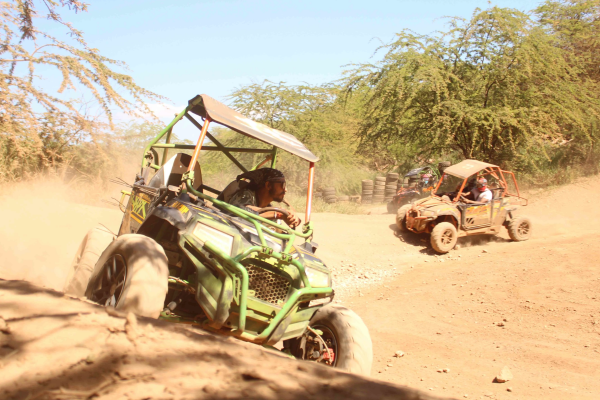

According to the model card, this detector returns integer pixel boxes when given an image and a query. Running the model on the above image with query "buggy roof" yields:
[188,94,319,162]
[443,159,498,179]
[405,166,434,177]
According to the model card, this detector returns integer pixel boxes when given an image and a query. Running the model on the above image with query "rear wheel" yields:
[508,216,532,241]
[287,304,373,375]
[396,204,412,232]
[431,222,458,253]
[64,227,115,297]
[85,234,168,318]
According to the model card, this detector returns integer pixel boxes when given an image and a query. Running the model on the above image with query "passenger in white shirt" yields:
[469,178,492,203]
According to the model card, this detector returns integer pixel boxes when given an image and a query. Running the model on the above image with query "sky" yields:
[41,0,543,140]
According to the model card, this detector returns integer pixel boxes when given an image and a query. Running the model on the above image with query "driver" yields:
[467,178,492,203]
[227,168,301,228]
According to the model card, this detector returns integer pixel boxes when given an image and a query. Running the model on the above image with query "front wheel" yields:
[507,216,532,241]
[386,201,398,214]
[85,234,168,318]
[287,304,373,375]
[64,227,115,297]
[396,204,412,232]
[430,222,458,253]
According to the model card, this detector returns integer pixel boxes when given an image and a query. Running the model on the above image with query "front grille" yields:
[246,265,291,306]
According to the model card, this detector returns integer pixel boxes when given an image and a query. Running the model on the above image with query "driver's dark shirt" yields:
[228,188,272,212]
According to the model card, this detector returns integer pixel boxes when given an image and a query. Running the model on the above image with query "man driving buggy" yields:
[224,168,301,229]
[460,177,492,204]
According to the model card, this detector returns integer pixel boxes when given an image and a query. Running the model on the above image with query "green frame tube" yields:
[185,178,313,241]
[141,108,188,168]
[161,127,173,166]
[204,241,332,342]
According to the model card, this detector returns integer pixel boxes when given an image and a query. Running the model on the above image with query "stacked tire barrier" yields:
[385,173,399,203]
[373,177,386,203]
[361,180,373,204]
[322,187,337,204]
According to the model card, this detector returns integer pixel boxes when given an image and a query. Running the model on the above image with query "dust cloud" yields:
[0,178,123,291]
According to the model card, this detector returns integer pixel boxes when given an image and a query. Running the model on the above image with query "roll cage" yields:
[432,160,527,205]
[135,94,319,248]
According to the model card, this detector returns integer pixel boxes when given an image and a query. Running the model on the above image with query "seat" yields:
[148,153,202,191]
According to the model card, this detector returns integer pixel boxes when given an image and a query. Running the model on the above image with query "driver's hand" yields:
[284,213,301,229]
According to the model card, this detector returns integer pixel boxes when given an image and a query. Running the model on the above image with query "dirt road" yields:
[1,176,599,399]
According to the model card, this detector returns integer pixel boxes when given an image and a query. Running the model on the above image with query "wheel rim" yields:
[89,254,127,307]
[441,229,454,245]
[305,324,339,368]
[517,221,530,237]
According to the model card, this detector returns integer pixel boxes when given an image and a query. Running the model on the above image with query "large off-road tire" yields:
[310,304,373,375]
[431,222,458,253]
[387,201,399,214]
[395,204,412,232]
[85,234,168,318]
[507,216,532,242]
[63,227,115,297]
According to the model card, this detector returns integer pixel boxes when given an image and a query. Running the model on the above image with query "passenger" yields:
[227,168,301,228]
[469,178,492,203]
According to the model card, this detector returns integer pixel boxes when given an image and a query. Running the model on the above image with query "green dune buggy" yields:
[64,94,372,375]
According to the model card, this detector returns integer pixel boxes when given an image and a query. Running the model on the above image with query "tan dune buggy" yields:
[396,160,531,253]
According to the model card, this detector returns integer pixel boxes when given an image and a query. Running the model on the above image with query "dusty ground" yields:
[1,176,599,399]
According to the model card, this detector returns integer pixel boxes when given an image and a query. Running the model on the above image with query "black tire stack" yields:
[361,180,373,204]
[373,177,386,203]
[385,173,399,203]
[322,187,337,204]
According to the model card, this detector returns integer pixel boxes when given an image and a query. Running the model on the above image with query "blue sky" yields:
[42,0,542,138]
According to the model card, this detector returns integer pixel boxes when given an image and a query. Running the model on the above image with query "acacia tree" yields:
[0,1,164,180]
[345,6,600,170]
[227,81,371,193]
[537,0,600,81]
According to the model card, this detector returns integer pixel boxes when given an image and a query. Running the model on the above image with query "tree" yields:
[0,1,164,180]
[227,81,371,193]
[344,6,600,171]
[537,0,600,81]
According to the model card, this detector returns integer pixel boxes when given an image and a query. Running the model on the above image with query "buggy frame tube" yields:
[204,242,331,342]
[185,113,249,173]
[141,107,188,169]
[306,162,315,223]
[251,155,272,171]
[185,179,313,240]
[270,147,278,168]
[188,118,211,173]
[161,127,173,166]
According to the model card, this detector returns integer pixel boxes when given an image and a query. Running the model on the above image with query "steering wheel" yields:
[459,193,470,202]
[256,207,291,218]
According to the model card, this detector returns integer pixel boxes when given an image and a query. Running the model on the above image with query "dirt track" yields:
[1,176,600,399]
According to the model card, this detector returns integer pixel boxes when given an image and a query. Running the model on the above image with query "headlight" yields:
[304,266,330,288]
[193,222,234,256]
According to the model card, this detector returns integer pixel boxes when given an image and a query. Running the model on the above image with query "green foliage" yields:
[224,81,372,195]
[344,5,600,177]
[0,1,164,183]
